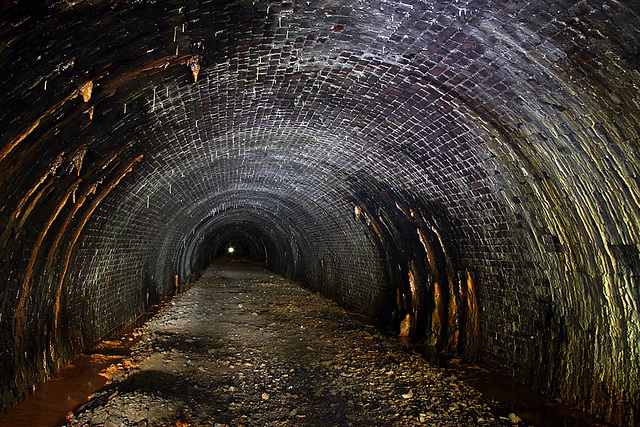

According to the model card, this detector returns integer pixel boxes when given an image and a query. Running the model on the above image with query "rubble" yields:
[65,261,518,426]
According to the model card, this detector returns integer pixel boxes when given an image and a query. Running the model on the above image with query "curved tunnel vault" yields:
[1,0,639,424]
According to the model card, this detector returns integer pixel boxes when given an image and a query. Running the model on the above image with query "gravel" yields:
[65,260,520,427]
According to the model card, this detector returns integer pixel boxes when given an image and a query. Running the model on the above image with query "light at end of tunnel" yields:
[228,247,235,254]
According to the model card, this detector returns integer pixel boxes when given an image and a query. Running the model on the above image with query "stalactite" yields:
[71,147,88,175]
[78,81,93,102]
[187,55,201,83]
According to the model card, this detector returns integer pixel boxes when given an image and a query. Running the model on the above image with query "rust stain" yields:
[53,155,143,332]
[2,53,183,174]
[16,179,55,230]
[1,153,64,245]
[360,211,383,240]
[108,54,190,89]
[260,237,268,265]
[395,202,408,216]
[0,109,80,184]
[44,181,94,275]
[43,153,122,283]
[369,220,382,240]
[447,275,460,351]
[399,313,411,337]
[101,151,120,170]
[0,90,78,165]
[0,118,42,163]
[432,281,445,347]
[379,210,394,230]
[405,260,421,339]
[430,225,447,256]
[408,269,417,305]
[417,228,438,274]
[13,183,79,348]
[465,269,480,347]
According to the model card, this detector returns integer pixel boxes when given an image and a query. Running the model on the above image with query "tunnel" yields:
[0,0,639,424]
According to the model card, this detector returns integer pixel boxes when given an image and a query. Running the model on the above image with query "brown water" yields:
[0,353,121,427]
[0,301,170,427]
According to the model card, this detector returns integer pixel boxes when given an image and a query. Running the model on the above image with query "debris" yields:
[66,261,515,427]
[401,389,413,399]
[508,412,522,423]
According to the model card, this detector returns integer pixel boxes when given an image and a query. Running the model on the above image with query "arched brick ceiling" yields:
[1,0,639,424]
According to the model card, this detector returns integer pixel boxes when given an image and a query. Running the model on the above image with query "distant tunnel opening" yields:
[178,207,306,286]
[0,0,639,425]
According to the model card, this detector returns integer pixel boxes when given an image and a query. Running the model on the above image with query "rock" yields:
[261,392,269,400]
[508,412,522,423]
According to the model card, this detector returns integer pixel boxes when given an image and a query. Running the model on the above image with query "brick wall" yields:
[0,0,638,424]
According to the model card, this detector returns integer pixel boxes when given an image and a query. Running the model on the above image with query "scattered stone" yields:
[401,389,413,399]
[64,261,515,427]
[509,412,523,423]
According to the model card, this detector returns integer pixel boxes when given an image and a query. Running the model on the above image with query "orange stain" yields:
[53,155,143,333]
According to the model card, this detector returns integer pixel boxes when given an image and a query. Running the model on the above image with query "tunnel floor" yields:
[63,259,519,426]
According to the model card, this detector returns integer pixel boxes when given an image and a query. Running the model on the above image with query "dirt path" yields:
[65,260,516,426]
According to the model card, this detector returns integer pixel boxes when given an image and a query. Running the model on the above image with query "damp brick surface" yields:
[0,0,638,425]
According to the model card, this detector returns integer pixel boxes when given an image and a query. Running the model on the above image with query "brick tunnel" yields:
[1,0,639,425]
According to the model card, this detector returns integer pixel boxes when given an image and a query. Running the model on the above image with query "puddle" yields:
[0,300,171,427]
[0,353,123,427]
[452,364,612,427]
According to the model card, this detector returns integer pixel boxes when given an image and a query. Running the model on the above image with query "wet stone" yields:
[65,260,518,426]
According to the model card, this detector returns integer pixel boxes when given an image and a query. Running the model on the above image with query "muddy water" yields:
[0,301,170,427]
[0,353,121,427]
